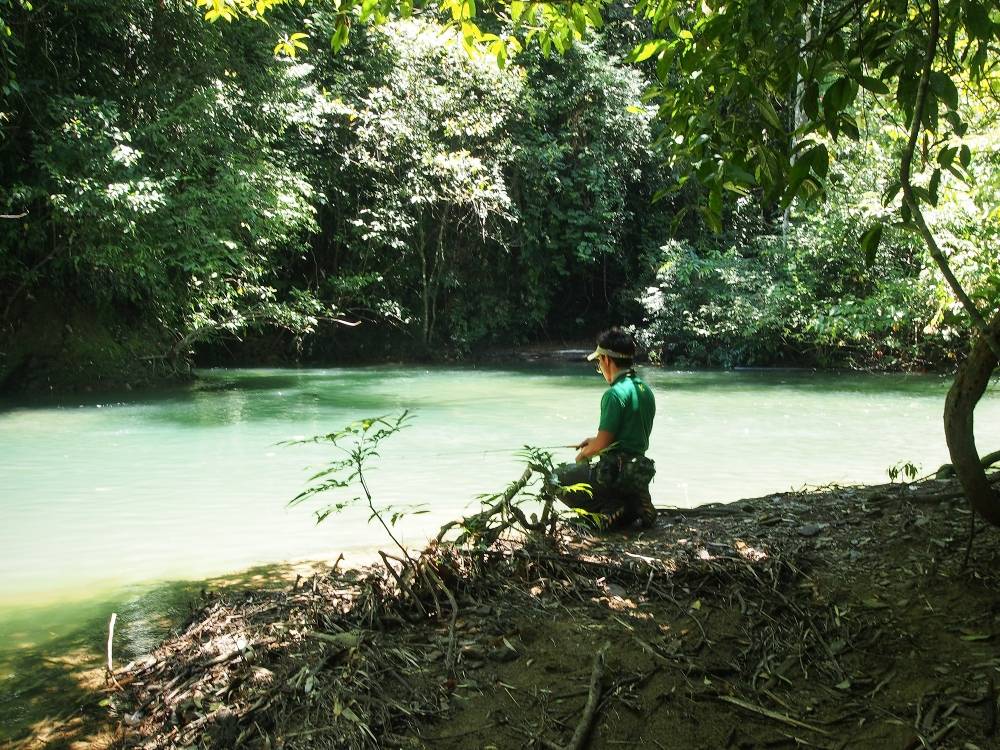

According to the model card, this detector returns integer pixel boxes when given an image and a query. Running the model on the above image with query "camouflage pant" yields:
[553,454,657,530]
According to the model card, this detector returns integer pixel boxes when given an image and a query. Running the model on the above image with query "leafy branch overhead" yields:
[195,0,998,230]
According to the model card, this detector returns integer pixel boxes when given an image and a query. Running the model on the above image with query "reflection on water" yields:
[1,365,998,742]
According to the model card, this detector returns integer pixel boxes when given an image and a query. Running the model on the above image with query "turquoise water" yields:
[3,366,999,609]
[1,365,999,740]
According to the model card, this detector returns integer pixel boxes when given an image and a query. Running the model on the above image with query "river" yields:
[2,365,999,741]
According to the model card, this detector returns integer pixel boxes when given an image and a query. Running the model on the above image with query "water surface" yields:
[3,365,999,608]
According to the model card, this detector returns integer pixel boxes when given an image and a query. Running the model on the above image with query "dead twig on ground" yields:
[716,694,831,736]
[561,641,609,750]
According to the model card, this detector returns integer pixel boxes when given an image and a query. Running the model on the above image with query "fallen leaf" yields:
[861,597,890,610]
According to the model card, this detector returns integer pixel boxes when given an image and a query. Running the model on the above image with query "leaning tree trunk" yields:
[898,0,1000,527]
[944,311,1000,527]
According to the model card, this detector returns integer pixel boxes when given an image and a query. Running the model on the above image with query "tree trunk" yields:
[417,214,430,346]
[893,0,1000,527]
[944,311,1000,526]
[427,204,451,345]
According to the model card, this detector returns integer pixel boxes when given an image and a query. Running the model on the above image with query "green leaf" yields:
[341,706,362,723]
[943,110,967,136]
[861,596,890,610]
[702,202,722,234]
[896,73,919,123]
[860,223,884,266]
[970,39,989,76]
[858,75,889,95]
[959,144,971,168]
[655,42,677,81]
[631,40,663,63]
[880,59,903,81]
[802,80,819,121]
[964,0,993,41]
[920,92,939,132]
[882,180,901,206]
[756,97,783,131]
[937,145,958,168]
[824,77,854,113]
[808,143,829,179]
[708,187,721,223]
[910,185,931,204]
[929,71,959,111]
[781,159,810,208]
[928,168,941,206]
[946,164,968,182]
[839,114,860,140]
[823,78,854,138]
[725,162,755,185]
[330,21,349,52]
[461,20,482,42]
[862,28,895,60]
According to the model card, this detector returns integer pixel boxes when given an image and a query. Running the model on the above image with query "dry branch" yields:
[564,641,609,750]
[717,695,830,736]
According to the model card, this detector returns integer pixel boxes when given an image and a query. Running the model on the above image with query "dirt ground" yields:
[409,482,1000,750]
[8,478,1000,750]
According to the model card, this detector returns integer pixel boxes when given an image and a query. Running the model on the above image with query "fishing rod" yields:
[428,444,578,457]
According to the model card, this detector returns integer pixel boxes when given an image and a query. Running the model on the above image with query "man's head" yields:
[587,327,636,382]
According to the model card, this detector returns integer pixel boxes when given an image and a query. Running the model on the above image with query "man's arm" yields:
[575,430,615,462]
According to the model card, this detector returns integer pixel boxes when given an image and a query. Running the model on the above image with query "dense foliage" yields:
[638,131,1000,369]
[1,1,331,384]
[1,0,998,389]
[0,3,668,386]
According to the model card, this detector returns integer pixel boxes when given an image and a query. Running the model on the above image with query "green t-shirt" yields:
[598,371,656,456]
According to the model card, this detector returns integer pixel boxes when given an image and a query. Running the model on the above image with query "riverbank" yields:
[25,476,993,750]
[2,329,968,397]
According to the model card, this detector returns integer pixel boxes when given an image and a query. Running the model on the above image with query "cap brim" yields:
[586,350,600,361]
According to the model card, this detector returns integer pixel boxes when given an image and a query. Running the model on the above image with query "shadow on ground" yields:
[1,559,336,749]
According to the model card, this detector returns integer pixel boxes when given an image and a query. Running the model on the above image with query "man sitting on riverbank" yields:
[553,328,657,530]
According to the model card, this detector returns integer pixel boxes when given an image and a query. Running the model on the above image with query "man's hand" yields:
[575,430,615,462]
[575,437,592,450]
